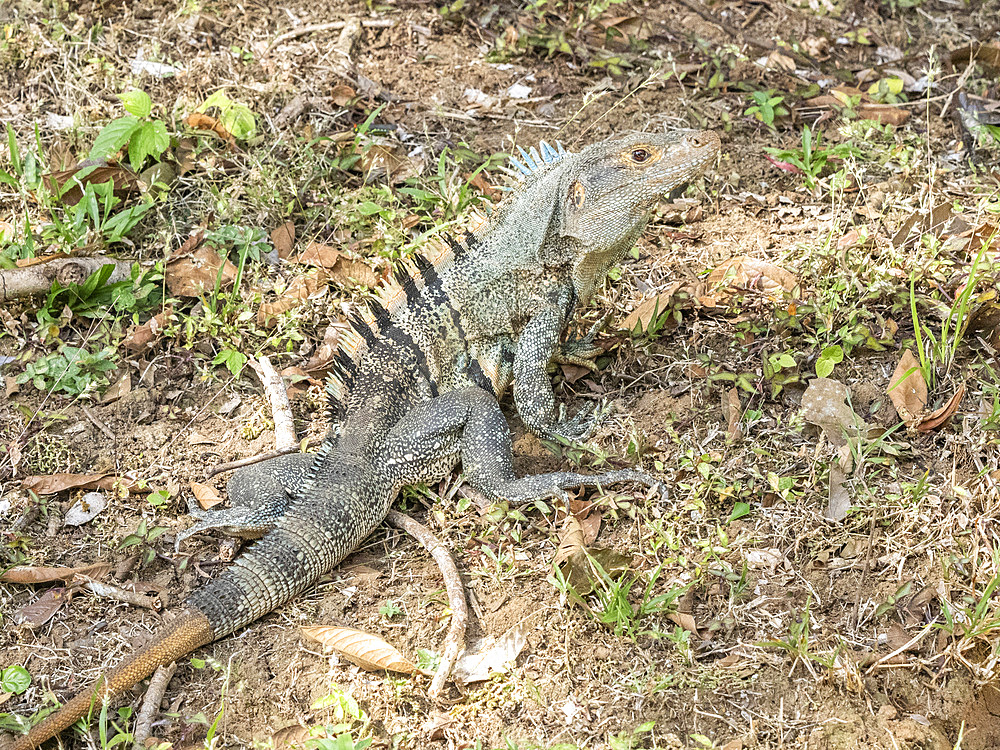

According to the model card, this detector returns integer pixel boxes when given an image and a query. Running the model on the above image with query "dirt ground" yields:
[2,0,1000,748]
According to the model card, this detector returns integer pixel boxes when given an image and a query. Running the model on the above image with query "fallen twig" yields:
[0,256,132,302]
[207,447,299,479]
[249,356,297,452]
[131,661,177,750]
[76,576,164,611]
[385,510,468,700]
[270,18,395,48]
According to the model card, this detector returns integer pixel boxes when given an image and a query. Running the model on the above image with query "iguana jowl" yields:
[7,129,719,749]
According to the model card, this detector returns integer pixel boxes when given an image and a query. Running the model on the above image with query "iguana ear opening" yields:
[558,179,589,242]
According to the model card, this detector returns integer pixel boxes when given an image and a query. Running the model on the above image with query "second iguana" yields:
[6,127,720,749]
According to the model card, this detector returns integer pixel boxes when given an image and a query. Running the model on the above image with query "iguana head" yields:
[556,129,720,302]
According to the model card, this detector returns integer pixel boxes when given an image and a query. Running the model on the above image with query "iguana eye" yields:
[631,148,651,163]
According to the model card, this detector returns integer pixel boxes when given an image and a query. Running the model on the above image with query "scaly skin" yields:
[4,129,719,749]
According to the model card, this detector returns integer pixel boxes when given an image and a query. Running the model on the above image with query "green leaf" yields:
[358,201,382,216]
[777,353,796,369]
[728,501,752,523]
[816,358,835,378]
[820,344,844,364]
[222,104,256,140]
[1,665,31,694]
[90,116,140,162]
[128,120,169,170]
[118,90,151,119]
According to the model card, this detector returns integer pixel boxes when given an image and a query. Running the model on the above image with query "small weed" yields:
[195,90,258,140]
[90,90,169,171]
[118,519,169,566]
[379,600,403,619]
[16,345,116,398]
[764,126,860,190]
[743,89,789,129]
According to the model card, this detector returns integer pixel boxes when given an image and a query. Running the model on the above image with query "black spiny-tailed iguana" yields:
[6,129,720,749]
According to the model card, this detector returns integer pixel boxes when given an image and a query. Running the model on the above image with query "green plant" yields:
[764,126,860,190]
[0,666,30,695]
[118,519,169,565]
[379,600,403,619]
[908,235,995,389]
[815,344,844,377]
[16,345,116,398]
[90,90,169,171]
[196,91,258,140]
[33,262,163,338]
[744,90,789,128]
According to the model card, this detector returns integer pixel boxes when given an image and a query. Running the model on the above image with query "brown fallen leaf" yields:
[856,103,910,126]
[21,473,141,495]
[327,257,379,289]
[916,383,966,432]
[42,161,140,205]
[100,371,132,404]
[707,256,798,298]
[185,112,234,144]
[1,562,111,584]
[270,221,296,260]
[552,516,631,598]
[667,611,700,636]
[331,83,357,107]
[190,481,223,510]
[452,625,528,685]
[14,587,68,628]
[950,43,1000,72]
[165,244,239,298]
[800,377,870,447]
[888,350,927,424]
[257,269,333,327]
[297,242,341,269]
[723,387,743,443]
[124,306,174,353]
[300,625,419,674]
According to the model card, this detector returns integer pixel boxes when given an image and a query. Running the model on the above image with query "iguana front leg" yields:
[553,313,609,373]
[381,387,660,504]
[514,306,600,441]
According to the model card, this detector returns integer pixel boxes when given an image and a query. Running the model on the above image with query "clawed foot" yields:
[545,401,608,443]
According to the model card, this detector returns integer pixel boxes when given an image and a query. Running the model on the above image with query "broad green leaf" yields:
[128,120,169,170]
[90,116,140,161]
[118,90,151,119]
[1,665,31,695]
[222,104,256,140]
[816,358,834,378]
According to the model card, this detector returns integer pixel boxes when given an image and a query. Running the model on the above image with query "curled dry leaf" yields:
[301,625,418,674]
[185,112,234,144]
[452,625,528,685]
[257,269,332,327]
[190,481,223,510]
[43,162,140,206]
[916,382,966,433]
[1,562,111,584]
[297,242,341,269]
[124,306,174,353]
[888,350,927,424]
[552,515,631,598]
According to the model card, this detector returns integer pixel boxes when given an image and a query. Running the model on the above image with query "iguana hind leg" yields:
[381,386,661,503]
[176,453,313,548]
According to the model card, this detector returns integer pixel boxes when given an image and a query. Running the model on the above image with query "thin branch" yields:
[207,447,299,479]
[249,356,297,452]
[385,510,468,699]
[131,662,177,750]
[270,18,395,48]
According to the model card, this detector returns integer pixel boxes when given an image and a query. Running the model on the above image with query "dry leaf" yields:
[190,481,223,510]
[666,612,700,636]
[916,383,966,432]
[452,625,528,685]
[21,473,140,495]
[1,562,111,584]
[100,371,132,404]
[64,492,108,526]
[42,162,140,205]
[327,257,378,288]
[826,463,851,522]
[950,43,1000,71]
[331,84,357,106]
[888,350,927,424]
[300,625,418,674]
[14,587,68,628]
[165,244,239,298]
[800,378,869,447]
[185,112,233,143]
[297,242,341,269]
[124,306,174,353]
[553,516,585,570]
[257,269,333,326]
[707,256,798,298]
[723,387,743,443]
[271,221,296,259]
[856,104,910,126]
